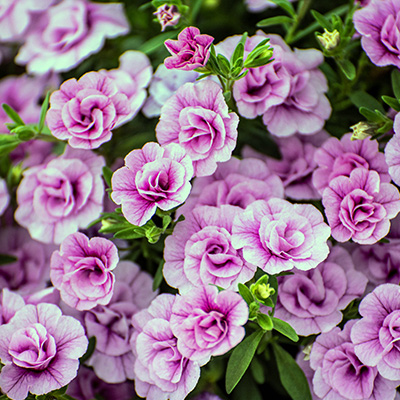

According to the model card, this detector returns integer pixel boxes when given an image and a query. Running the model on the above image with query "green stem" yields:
[285,0,313,44]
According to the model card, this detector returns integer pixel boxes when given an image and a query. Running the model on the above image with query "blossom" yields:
[274,245,367,336]
[131,293,201,400]
[163,205,256,293]
[0,289,25,325]
[0,303,88,400]
[353,0,400,68]
[154,5,181,31]
[351,283,400,381]
[85,261,157,383]
[170,285,248,362]
[313,132,390,195]
[385,122,400,186]
[15,147,105,244]
[244,0,296,13]
[15,0,130,74]
[156,80,239,176]
[111,142,193,226]
[322,167,400,244]
[0,178,9,216]
[50,232,118,311]
[231,198,331,274]
[164,26,214,71]
[310,319,398,400]
[46,71,131,149]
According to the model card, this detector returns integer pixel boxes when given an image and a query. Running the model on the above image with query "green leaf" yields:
[217,53,231,76]
[0,253,17,265]
[153,259,164,291]
[392,69,400,101]
[102,166,113,188]
[382,95,400,112]
[337,59,356,80]
[311,10,333,30]
[0,134,20,146]
[230,32,247,65]
[257,313,273,331]
[257,15,293,28]
[268,274,278,307]
[272,343,312,400]
[226,329,265,394]
[2,104,25,126]
[238,283,254,305]
[38,91,50,134]
[139,31,177,54]
[11,125,36,141]
[0,142,20,157]
[271,317,299,342]
[250,356,265,385]
[269,0,296,17]
[80,336,96,363]
[359,107,385,122]
[349,91,385,114]
[114,227,146,240]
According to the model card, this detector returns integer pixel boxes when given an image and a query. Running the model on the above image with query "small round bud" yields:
[317,29,340,51]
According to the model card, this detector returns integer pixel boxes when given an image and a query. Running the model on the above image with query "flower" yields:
[231,198,331,274]
[154,4,181,32]
[163,205,256,293]
[131,293,201,400]
[156,80,239,176]
[0,178,9,216]
[316,29,340,51]
[15,0,130,74]
[164,26,214,71]
[15,147,105,244]
[50,232,118,311]
[0,289,25,325]
[46,71,131,149]
[353,0,400,68]
[351,283,400,381]
[322,167,400,244]
[274,245,367,336]
[0,303,88,400]
[111,142,193,226]
[244,0,296,13]
[385,121,400,186]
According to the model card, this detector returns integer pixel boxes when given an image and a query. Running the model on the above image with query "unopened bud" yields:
[317,29,340,51]
[154,4,180,32]
[350,121,376,140]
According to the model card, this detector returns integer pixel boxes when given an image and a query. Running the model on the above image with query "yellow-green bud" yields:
[253,283,275,301]
[317,29,340,51]
[302,343,313,361]
[350,121,376,141]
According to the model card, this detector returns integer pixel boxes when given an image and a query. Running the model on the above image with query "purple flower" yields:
[322,168,400,244]
[232,198,331,274]
[244,0,296,13]
[154,5,181,32]
[156,80,239,176]
[15,0,129,74]
[385,122,400,186]
[0,303,88,400]
[192,393,224,400]
[313,132,390,195]
[170,285,248,362]
[111,142,194,226]
[131,293,201,400]
[274,245,367,336]
[164,26,214,71]
[15,147,105,244]
[46,71,131,149]
[353,0,400,68]
[85,261,157,383]
[310,319,398,400]
[164,205,256,293]
[351,283,400,381]
[50,232,118,311]
[100,50,153,125]
[0,289,25,325]
[0,178,9,216]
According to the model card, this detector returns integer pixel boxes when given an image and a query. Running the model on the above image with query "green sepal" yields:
[271,317,299,342]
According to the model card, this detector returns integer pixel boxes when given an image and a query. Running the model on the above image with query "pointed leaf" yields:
[0,254,18,266]
[269,0,296,17]
[139,31,177,55]
[392,69,400,101]
[382,95,400,112]
[114,227,146,240]
[311,10,333,30]
[153,259,164,291]
[38,91,50,134]
[349,91,385,114]
[102,166,113,188]
[257,15,293,28]
[271,317,299,342]
[257,313,273,331]
[337,59,356,80]
[79,336,96,363]
[238,283,254,305]
[2,104,25,126]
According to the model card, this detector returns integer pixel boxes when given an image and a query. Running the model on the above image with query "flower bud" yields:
[154,4,181,32]
[350,121,376,140]
[317,29,340,51]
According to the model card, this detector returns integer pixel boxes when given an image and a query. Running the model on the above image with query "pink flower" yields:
[170,285,248,362]
[385,120,400,186]
[156,80,239,176]
[15,0,129,74]
[0,289,25,325]
[322,168,400,244]
[15,147,105,244]
[244,0,296,13]
[164,26,214,71]
[154,5,181,32]
[0,303,88,400]
[353,0,400,68]
[232,198,331,274]
[46,71,131,149]
[50,232,118,311]
[0,178,9,216]
[111,142,194,226]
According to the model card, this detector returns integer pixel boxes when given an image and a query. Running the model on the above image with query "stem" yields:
[285,0,313,44]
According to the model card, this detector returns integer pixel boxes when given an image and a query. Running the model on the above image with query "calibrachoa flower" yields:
[385,124,400,186]
[154,4,181,32]
[322,167,400,245]
[244,0,296,13]
[85,261,157,383]
[156,80,239,176]
[0,289,25,325]
[351,283,400,381]
[111,142,194,226]
[46,71,131,149]
[313,132,390,195]
[131,293,201,400]
[163,205,256,293]
[0,178,9,215]
[15,147,105,244]
[15,0,130,74]
[170,285,248,362]
[50,232,118,311]
[274,245,367,336]
[164,26,214,71]
[231,198,331,274]
[309,319,398,400]
[0,303,88,400]
[353,0,400,68]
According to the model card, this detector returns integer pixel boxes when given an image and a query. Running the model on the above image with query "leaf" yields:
[153,259,164,291]
[257,313,273,331]
[0,253,17,266]
[337,59,356,80]
[217,53,231,76]
[269,0,296,17]
[139,31,177,54]
[268,274,278,307]
[12,125,36,141]
[250,356,265,385]
[271,317,299,342]
[79,336,96,363]
[226,329,265,394]
[114,227,146,240]
[310,10,333,30]
[1,104,25,126]
[349,91,385,114]
[0,142,20,157]
[238,283,254,305]
[230,32,247,64]
[38,91,50,134]
[257,15,293,28]
[382,95,400,112]
[273,343,312,400]
[392,69,400,101]
[359,107,385,122]
[102,166,113,188]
